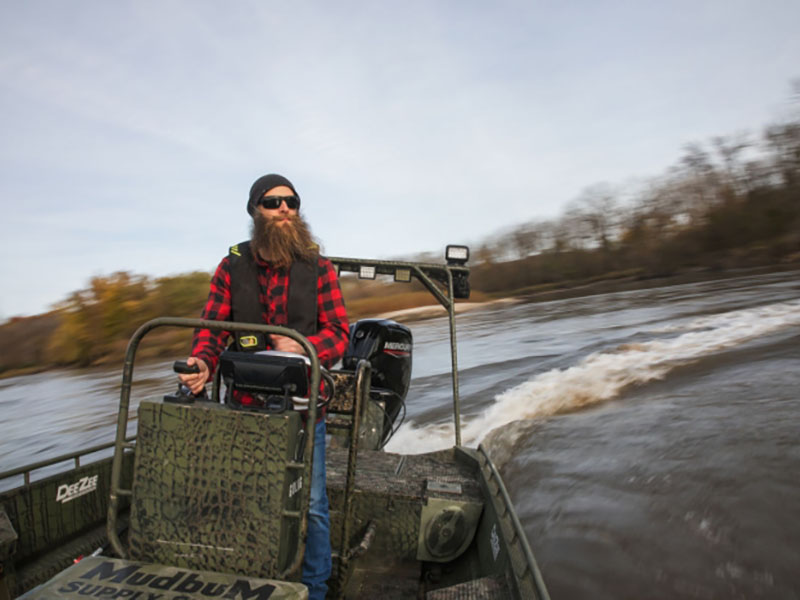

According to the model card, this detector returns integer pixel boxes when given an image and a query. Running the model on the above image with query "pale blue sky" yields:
[1,1,799,318]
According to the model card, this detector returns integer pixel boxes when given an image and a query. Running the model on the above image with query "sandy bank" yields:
[375,298,519,322]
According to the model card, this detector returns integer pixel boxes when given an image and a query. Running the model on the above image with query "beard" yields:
[250,212,318,269]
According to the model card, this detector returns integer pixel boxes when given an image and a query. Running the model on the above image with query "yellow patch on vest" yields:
[239,335,258,348]
[230,244,241,256]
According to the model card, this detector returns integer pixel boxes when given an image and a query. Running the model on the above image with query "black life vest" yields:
[227,240,319,352]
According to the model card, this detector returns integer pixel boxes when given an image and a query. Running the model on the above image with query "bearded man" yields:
[179,173,349,600]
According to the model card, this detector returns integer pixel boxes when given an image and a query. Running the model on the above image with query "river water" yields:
[2,270,799,598]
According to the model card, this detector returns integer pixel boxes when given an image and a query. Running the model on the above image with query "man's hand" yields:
[177,356,210,395]
[270,334,306,355]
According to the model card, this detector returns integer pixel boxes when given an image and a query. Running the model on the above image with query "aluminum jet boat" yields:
[0,246,550,599]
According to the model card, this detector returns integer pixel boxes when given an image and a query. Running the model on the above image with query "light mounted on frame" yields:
[359,265,376,280]
[445,245,469,266]
[445,245,471,299]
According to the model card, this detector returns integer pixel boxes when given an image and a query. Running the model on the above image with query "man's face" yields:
[255,185,298,227]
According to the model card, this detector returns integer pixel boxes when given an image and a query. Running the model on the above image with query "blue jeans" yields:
[302,419,331,600]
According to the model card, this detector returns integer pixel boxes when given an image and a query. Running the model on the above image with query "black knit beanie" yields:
[247,174,301,215]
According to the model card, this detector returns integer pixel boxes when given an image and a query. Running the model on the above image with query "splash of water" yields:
[385,300,800,455]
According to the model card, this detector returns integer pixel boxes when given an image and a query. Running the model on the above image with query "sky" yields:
[1,1,799,319]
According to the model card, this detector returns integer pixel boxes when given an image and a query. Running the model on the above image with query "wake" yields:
[384,299,800,454]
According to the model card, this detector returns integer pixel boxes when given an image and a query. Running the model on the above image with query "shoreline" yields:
[3,263,798,379]
[514,262,800,304]
[375,262,800,323]
[375,297,519,322]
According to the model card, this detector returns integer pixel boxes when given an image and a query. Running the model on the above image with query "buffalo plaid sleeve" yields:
[191,256,233,375]
[307,257,350,368]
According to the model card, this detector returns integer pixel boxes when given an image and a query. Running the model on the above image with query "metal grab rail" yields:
[335,358,370,592]
[0,437,134,487]
[106,317,322,581]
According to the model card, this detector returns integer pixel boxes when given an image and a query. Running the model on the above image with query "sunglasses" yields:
[259,195,301,210]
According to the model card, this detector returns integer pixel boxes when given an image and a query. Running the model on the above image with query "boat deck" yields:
[325,447,508,598]
[326,446,483,502]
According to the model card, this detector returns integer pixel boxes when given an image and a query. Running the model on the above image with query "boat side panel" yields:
[0,460,119,558]
[0,454,133,598]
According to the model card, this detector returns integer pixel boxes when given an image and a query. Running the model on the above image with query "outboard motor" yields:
[343,319,412,444]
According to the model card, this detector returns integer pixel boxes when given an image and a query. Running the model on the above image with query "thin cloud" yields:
[1,1,799,317]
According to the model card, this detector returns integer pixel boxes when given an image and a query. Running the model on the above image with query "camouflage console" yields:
[127,400,306,580]
[327,447,484,562]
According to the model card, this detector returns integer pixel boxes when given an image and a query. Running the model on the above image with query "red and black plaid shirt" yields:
[192,254,349,375]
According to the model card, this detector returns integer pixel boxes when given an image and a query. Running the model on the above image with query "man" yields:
[178,173,349,600]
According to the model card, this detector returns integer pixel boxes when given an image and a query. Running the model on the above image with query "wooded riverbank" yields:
[2,260,798,380]
[2,102,798,378]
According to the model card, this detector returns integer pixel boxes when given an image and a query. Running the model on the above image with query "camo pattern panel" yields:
[10,520,116,598]
[0,453,133,560]
[326,448,483,560]
[327,371,356,413]
[425,575,509,599]
[128,401,304,579]
[325,371,387,451]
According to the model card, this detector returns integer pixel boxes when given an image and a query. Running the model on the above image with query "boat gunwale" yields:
[0,437,134,488]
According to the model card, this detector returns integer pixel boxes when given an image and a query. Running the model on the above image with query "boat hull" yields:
[1,441,547,599]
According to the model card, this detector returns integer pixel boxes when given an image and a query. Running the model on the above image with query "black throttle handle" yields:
[173,360,200,374]
[166,360,206,404]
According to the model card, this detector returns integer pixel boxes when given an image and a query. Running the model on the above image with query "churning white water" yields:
[385,298,800,453]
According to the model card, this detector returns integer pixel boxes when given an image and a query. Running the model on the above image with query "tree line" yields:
[0,272,211,373]
[469,96,800,293]
[1,86,798,376]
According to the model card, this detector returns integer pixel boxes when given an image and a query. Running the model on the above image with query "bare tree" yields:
[509,221,543,259]
[712,133,751,198]
[572,183,620,252]
[764,121,800,188]
[677,143,723,217]
[555,206,593,251]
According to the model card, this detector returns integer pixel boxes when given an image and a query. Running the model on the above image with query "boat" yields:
[0,246,551,599]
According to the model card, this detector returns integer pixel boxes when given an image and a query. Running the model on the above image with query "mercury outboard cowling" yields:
[343,319,412,444]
